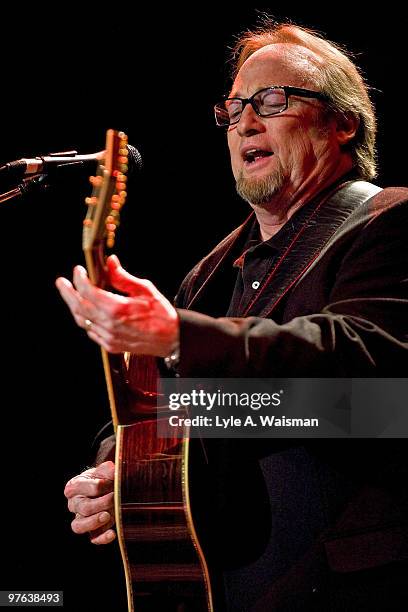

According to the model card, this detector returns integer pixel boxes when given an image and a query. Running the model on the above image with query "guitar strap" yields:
[241,180,382,318]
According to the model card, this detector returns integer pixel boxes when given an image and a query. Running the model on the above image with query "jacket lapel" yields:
[185,214,254,314]
[185,181,382,318]
[247,181,382,318]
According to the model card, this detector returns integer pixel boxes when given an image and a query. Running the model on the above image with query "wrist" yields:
[164,308,180,374]
[164,343,180,375]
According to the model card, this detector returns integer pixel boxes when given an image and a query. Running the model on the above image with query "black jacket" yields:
[171,180,408,611]
[176,182,408,378]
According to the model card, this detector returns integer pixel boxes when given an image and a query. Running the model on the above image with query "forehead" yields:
[231,43,321,96]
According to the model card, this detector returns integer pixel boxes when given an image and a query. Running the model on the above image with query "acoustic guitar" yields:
[82,129,214,611]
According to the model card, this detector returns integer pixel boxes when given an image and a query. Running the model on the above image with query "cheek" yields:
[273,113,322,161]
[227,134,241,177]
[278,131,320,172]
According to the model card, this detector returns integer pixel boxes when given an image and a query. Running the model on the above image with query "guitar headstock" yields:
[82,129,128,285]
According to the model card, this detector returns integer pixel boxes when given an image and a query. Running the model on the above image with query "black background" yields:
[0,5,406,611]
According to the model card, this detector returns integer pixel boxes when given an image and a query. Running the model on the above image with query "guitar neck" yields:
[84,245,130,430]
[82,130,132,429]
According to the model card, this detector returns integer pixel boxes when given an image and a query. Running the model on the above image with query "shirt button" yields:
[252,281,260,290]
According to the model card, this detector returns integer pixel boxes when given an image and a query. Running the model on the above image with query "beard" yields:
[235,165,286,208]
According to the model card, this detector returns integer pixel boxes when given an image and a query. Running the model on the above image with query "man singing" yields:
[58,20,408,611]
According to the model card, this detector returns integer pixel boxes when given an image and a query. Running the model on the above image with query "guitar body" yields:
[115,355,213,612]
[82,130,213,611]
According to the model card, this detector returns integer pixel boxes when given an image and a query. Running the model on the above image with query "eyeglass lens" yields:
[218,88,287,126]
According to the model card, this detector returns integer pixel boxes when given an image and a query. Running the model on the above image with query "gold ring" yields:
[84,319,93,330]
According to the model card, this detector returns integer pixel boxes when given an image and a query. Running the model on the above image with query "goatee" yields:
[236,168,286,208]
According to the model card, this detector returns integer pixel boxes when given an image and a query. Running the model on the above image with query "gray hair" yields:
[231,20,377,180]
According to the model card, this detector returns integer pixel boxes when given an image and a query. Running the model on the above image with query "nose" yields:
[236,103,266,137]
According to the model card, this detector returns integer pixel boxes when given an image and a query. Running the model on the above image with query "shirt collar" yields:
[233,168,361,267]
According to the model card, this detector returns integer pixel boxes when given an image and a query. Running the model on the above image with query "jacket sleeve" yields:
[176,199,408,377]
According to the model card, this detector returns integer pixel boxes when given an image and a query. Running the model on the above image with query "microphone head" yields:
[127,144,143,174]
[0,143,144,188]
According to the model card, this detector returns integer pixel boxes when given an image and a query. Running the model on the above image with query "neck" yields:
[253,158,354,241]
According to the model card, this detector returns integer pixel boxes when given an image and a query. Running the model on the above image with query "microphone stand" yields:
[0,174,48,205]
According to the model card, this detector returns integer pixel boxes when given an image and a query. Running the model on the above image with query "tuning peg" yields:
[85,196,98,206]
[107,232,116,248]
[89,175,103,187]
[111,194,126,210]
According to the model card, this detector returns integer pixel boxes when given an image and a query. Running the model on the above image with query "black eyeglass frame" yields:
[214,85,329,127]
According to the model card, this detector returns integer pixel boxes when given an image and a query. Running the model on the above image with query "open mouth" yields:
[243,148,274,164]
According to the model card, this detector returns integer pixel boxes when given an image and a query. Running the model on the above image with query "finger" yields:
[84,319,148,352]
[93,461,116,479]
[73,266,128,313]
[90,528,117,545]
[56,277,81,312]
[65,475,114,499]
[56,277,100,328]
[86,332,123,354]
[84,321,120,344]
[66,462,115,485]
[71,511,114,535]
[55,276,73,293]
[85,332,174,356]
[65,462,115,499]
[72,267,101,303]
[85,328,155,354]
[68,491,114,516]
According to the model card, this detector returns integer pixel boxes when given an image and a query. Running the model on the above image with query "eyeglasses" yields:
[214,86,328,127]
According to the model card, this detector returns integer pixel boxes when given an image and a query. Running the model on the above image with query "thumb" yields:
[106,255,152,297]
[106,255,138,295]
[94,461,115,480]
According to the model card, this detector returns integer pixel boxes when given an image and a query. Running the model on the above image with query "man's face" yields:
[227,44,339,208]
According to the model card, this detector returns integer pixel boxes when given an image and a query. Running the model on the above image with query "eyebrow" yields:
[228,85,283,98]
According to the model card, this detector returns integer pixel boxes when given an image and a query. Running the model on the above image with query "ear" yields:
[335,112,360,146]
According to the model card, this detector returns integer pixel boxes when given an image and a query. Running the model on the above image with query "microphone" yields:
[0,144,142,183]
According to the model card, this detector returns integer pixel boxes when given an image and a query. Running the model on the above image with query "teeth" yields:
[245,149,258,162]
[244,148,270,163]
